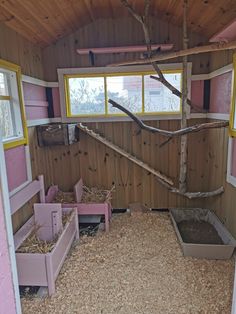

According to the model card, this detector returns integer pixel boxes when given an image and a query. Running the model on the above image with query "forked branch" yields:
[108,99,229,138]
[158,179,224,199]
[119,0,201,112]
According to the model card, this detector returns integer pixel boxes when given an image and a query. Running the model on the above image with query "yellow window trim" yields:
[0,95,11,101]
[0,59,28,150]
[64,70,182,118]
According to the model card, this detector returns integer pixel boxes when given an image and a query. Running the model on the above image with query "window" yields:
[144,73,181,113]
[65,70,182,117]
[227,137,236,187]
[0,60,27,149]
[230,54,236,137]
[107,75,143,114]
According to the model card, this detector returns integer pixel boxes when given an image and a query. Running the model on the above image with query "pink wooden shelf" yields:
[210,19,236,42]
[76,44,173,55]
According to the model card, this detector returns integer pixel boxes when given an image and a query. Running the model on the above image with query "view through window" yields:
[66,71,182,117]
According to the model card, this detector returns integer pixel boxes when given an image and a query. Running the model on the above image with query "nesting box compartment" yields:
[45,178,112,232]
[169,208,236,259]
[37,123,79,146]
[16,206,79,296]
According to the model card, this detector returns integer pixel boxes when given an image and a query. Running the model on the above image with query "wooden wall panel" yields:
[42,17,210,81]
[204,124,236,238]
[210,50,234,72]
[28,119,209,215]
[0,23,44,79]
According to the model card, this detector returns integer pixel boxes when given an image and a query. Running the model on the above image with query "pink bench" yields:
[46,179,112,232]
[10,175,79,296]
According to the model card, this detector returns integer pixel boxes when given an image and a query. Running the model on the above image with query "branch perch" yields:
[158,179,224,199]
[119,0,201,113]
[78,122,224,199]
[108,99,229,138]
[179,0,188,194]
[116,0,225,199]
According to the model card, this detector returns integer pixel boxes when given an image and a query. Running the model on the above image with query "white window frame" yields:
[58,63,192,123]
[0,59,27,149]
[227,137,236,187]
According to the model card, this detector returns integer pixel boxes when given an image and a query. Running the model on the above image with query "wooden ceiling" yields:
[0,0,236,47]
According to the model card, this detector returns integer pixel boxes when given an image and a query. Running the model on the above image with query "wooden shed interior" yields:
[1,0,236,313]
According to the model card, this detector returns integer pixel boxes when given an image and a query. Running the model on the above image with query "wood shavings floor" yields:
[21,212,234,314]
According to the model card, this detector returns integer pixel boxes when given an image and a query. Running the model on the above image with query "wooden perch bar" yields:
[77,123,174,186]
[108,40,236,67]
[108,99,229,137]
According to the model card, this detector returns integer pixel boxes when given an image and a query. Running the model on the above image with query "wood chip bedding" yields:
[21,212,234,314]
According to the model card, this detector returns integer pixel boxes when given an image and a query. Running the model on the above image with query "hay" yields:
[21,212,234,314]
[16,226,56,254]
[81,185,115,203]
[53,191,76,203]
[53,184,115,204]
[17,211,73,254]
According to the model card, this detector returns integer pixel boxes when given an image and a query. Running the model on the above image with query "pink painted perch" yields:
[76,44,174,55]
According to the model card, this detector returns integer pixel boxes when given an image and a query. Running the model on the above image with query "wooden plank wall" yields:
[27,119,208,213]
[25,119,236,237]
[203,125,236,238]
[0,23,44,79]
[42,17,210,81]
[210,51,234,72]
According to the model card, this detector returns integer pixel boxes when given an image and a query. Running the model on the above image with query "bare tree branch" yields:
[78,122,224,199]
[117,0,225,199]
[119,0,202,113]
[150,75,193,107]
[108,99,229,137]
[158,178,224,199]
[179,0,188,193]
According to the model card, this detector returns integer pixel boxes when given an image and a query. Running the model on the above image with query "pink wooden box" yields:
[46,179,112,232]
[10,176,79,296]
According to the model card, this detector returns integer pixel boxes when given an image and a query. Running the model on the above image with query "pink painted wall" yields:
[0,192,16,314]
[209,72,232,113]
[191,80,204,112]
[23,82,49,120]
[5,146,27,192]
[52,87,61,117]
[232,138,236,177]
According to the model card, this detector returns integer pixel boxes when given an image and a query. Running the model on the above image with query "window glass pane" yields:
[107,75,142,114]
[0,100,14,139]
[68,77,105,115]
[0,72,9,96]
[144,73,181,113]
